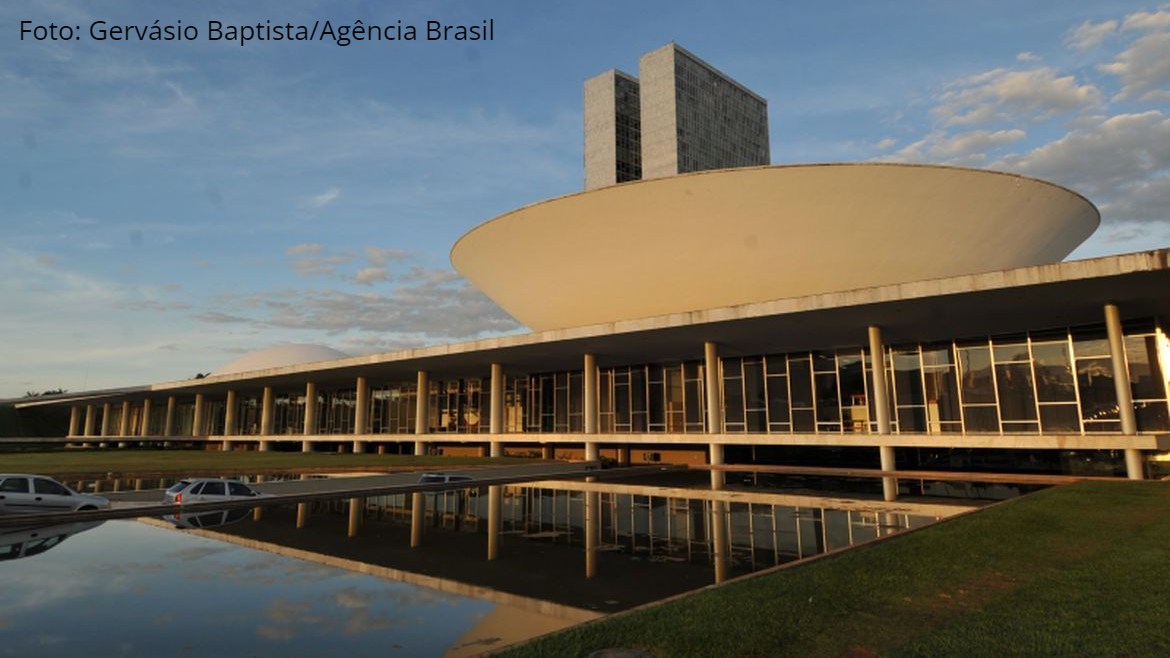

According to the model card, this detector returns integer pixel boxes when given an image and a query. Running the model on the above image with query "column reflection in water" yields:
[246,477,954,592]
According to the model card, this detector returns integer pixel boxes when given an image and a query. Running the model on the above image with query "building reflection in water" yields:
[190,474,978,613]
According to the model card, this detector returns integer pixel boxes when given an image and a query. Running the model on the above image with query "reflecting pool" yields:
[0,470,988,656]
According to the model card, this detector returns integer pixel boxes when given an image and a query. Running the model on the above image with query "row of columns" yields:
[65,304,1148,487]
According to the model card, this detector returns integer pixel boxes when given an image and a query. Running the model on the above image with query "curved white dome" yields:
[213,344,349,376]
[451,163,1099,331]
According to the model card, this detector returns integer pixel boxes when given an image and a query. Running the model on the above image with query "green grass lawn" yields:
[0,448,534,477]
[501,481,1170,658]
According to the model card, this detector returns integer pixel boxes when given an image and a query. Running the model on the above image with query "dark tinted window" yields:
[166,481,191,494]
[201,481,226,496]
[227,482,253,496]
[0,478,29,493]
[33,479,70,496]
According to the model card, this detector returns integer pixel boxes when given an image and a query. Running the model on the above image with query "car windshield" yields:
[166,481,190,494]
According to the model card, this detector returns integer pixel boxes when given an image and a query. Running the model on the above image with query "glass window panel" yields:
[1071,324,1110,357]
[813,352,837,373]
[743,360,766,411]
[789,358,813,408]
[792,409,815,432]
[958,346,995,404]
[923,368,961,424]
[896,407,925,432]
[921,345,953,367]
[1136,401,1170,432]
[815,373,840,422]
[1001,421,1039,433]
[1126,335,1166,400]
[746,409,766,433]
[1032,342,1076,402]
[993,343,1030,363]
[1083,419,1122,433]
[892,351,923,406]
[1077,357,1117,422]
[1039,404,1080,433]
[963,405,999,432]
[766,375,789,426]
[724,378,745,426]
[996,363,1037,421]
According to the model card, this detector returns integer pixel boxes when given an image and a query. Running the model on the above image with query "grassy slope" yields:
[502,481,1170,658]
[0,449,532,477]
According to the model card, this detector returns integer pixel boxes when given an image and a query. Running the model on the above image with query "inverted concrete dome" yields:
[213,344,349,376]
[451,163,1099,331]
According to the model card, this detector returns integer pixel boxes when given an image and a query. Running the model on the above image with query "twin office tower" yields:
[583,43,771,190]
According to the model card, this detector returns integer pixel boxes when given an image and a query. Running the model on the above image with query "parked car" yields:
[163,478,269,505]
[417,473,474,484]
[0,474,110,514]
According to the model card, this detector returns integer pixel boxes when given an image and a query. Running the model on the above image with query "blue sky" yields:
[3,1,1169,398]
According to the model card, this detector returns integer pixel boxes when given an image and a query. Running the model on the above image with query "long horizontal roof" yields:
[14,248,1170,406]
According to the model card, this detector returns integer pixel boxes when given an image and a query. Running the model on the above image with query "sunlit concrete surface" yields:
[452,163,1098,330]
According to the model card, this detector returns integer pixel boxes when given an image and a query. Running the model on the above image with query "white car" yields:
[0,474,111,514]
[164,478,269,505]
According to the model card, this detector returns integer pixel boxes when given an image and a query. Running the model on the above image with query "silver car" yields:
[164,478,268,505]
[0,474,111,514]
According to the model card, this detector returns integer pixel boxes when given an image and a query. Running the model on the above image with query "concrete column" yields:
[140,399,152,437]
[585,490,600,578]
[490,363,504,457]
[303,382,318,435]
[704,342,722,433]
[68,407,81,437]
[704,342,725,488]
[347,497,363,538]
[118,401,131,436]
[584,354,599,463]
[163,396,176,437]
[410,493,425,547]
[869,325,898,501]
[192,394,205,437]
[100,402,112,436]
[354,376,369,435]
[542,445,554,460]
[296,502,310,529]
[353,376,369,454]
[83,405,96,437]
[487,485,502,560]
[260,386,274,436]
[414,371,429,456]
[302,439,312,453]
[1105,304,1144,480]
[224,390,237,436]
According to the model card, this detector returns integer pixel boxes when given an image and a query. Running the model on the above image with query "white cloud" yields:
[365,246,409,267]
[353,267,389,285]
[310,188,341,208]
[287,243,323,255]
[936,67,1102,126]
[1099,32,1170,101]
[1122,9,1170,31]
[890,129,1026,164]
[1016,51,1040,62]
[1066,19,1118,51]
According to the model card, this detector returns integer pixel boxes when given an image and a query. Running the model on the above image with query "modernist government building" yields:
[15,43,1170,490]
